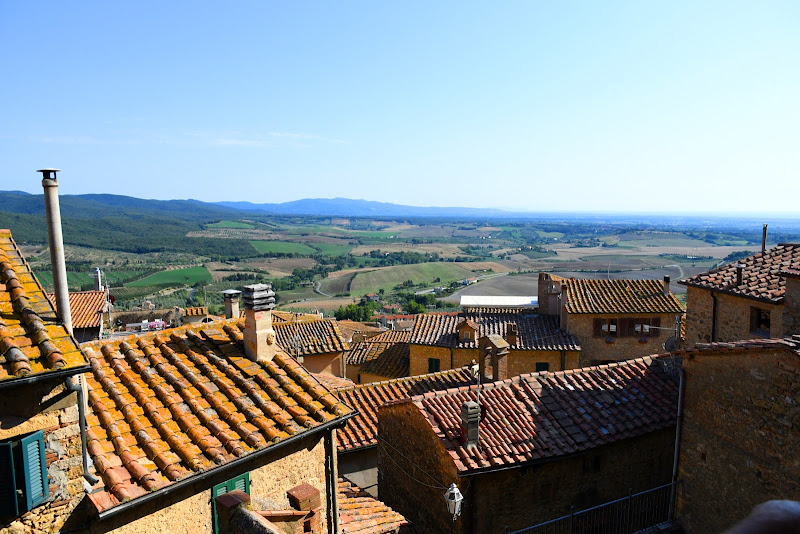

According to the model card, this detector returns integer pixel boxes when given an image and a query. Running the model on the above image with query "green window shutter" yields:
[212,473,249,534]
[0,442,18,518]
[20,431,48,510]
[231,473,249,494]
[428,358,440,373]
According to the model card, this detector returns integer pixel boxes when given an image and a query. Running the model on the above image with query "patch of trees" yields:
[334,300,381,321]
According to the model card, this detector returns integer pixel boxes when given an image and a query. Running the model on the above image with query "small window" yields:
[750,308,770,337]
[594,319,618,338]
[428,358,441,373]
[213,473,250,533]
[535,362,550,373]
[0,430,48,520]
[460,330,472,341]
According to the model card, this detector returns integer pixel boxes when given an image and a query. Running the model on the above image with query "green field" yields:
[350,263,475,295]
[127,266,212,287]
[313,243,352,256]
[536,230,564,239]
[207,220,255,229]
[249,241,317,255]
[320,273,356,295]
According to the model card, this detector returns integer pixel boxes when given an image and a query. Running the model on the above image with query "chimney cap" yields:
[36,168,61,173]
[242,283,275,311]
[221,289,242,297]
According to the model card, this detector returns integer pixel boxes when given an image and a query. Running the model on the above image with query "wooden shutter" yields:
[0,442,18,518]
[231,473,249,494]
[619,319,635,338]
[212,482,229,534]
[651,318,661,338]
[20,431,47,510]
[593,319,604,337]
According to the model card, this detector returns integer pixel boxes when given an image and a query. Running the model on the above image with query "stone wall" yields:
[409,345,579,379]
[467,428,675,534]
[84,431,332,534]
[300,352,343,378]
[684,286,783,347]
[781,275,800,337]
[379,400,675,534]
[338,448,378,497]
[566,313,681,366]
[0,378,85,534]
[677,346,800,533]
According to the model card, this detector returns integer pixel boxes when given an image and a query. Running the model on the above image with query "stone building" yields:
[0,229,92,533]
[378,356,679,534]
[335,367,476,497]
[272,318,348,378]
[343,331,410,384]
[47,290,109,343]
[679,244,800,347]
[675,337,800,533]
[538,273,685,365]
[408,312,581,378]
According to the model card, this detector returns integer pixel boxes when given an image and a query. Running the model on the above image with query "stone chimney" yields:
[38,168,72,334]
[505,323,518,346]
[222,289,241,319]
[663,275,670,295]
[242,284,277,363]
[735,264,745,287]
[460,400,480,450]
[537,273,562,316]
[478,334,509,382]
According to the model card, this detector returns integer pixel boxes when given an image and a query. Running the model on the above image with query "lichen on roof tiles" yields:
[680,244,800,303]
[338,477,409,533]
[81,319,352,514]
[272,317,348,356]
[0,229,87,383]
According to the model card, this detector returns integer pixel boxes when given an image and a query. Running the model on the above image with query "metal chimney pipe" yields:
[663,275,671,295]
[735,264,745,287]
[38,168,72,334]
[762,224,768,254]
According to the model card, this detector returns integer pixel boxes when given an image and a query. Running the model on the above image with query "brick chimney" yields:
[735,264,745,287]
[460,400,480,450]
[242,284,277,363]
[221,289,241,319]
[38,169,72,334]
[505,323,518,346]
[663,275,670,295]
[479,334,509,381]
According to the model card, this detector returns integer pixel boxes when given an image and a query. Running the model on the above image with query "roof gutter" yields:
[0,364,91,391]
[96,411,355,521]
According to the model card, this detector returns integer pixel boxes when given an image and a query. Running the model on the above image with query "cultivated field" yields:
[127,266,212,287]
[350,263,477,296]
[249,240,317,255]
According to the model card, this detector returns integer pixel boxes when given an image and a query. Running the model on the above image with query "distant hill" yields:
[215,197,522,218]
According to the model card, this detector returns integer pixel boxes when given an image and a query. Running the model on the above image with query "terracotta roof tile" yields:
[47,290,106,329]
[413,356,679,474]
[344,332,410,366]
[357,344,409,380]
[338,477,409,533]
[337,320,386,342]
[680,244,800,303]
[313,372,356,391]
[558,278,684,315]
[81,319,352,513]
[336,368,476,452]
[0,229,88,384]
[409,313,579,351]
[183,306,207,316]
[273,318,348,357]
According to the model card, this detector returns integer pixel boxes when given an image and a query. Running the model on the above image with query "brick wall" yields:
[0,378,85,534]
[567,313,681,366]
[409,345,452,376]
[677,347,800,533]
[299,352,344,378]
[379,400,675,534]
[684,286,783,347]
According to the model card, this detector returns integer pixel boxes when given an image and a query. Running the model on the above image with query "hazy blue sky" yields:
[2,2,799,213]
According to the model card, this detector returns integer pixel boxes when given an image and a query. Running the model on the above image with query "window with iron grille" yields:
[0,430,49,520]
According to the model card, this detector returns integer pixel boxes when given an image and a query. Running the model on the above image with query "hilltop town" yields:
[1,173,797,534]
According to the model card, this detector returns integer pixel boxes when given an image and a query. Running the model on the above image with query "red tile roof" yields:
[47,290,106,329]
[337,320,385,342]
[183,306,208,316]
[679,244,800,303]
[409,313,580,351]
[336,367,476,452]
[0,230,88,384]
[553,276,684,315]
[344,332,410,366]
[81,319,352,514]
[683,335,800,356]
[338,477,409,533]
[412,356,679,474]
[313,372,356,392]
[273,318,348,357]
[357,343,409,380]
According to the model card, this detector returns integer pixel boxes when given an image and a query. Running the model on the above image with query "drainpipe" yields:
[324,430,339,534]
[64,375,99,486]
[668,366,685,520]
[38,168,72,335]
